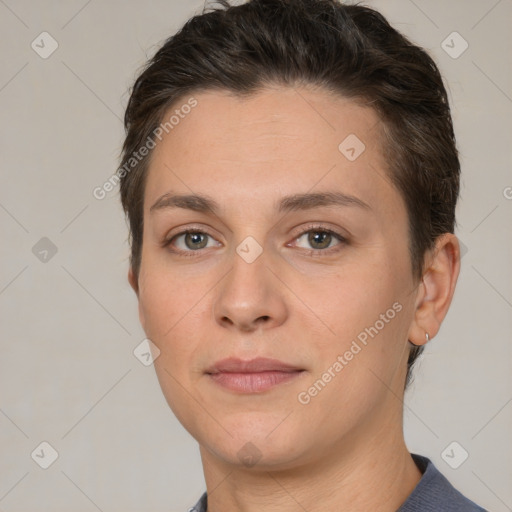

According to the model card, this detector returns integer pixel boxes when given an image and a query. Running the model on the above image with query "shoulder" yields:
[188,491,207,512]
[398,454,487,511]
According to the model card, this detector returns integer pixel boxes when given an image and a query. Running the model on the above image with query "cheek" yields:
[138,275,197,381]
[300,259,403,334]
[139,254,199,336]
[301,263,411,387]
[138,271,208,420]
[295,301,410,437]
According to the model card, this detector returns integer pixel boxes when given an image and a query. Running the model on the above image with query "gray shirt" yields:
[188,454,487,511]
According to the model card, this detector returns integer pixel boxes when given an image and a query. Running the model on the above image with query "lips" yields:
[206,357,303,374]
[205,357,305,393]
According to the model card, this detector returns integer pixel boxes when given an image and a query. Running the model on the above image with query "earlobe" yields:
[128,266,147,330]
[128,266,139,296]
[408,234,461,346]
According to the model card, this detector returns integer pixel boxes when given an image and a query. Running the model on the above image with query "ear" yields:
[408,233,461,346]
[128,266,139,296]
[128,266,147,330]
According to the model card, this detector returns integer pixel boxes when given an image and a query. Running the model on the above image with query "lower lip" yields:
[208,371,304,393]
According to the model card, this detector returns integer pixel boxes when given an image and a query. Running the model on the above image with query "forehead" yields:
[144,86,399,217]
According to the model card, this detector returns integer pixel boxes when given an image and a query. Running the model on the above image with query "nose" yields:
[212,248,288,333]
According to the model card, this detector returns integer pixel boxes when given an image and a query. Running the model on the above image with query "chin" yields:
[193,412,307,469]
[205,437,306,472]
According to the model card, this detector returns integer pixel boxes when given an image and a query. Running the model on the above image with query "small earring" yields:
[425,332,430,342]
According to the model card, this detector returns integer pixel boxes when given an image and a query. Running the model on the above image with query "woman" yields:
[119,0,486,510]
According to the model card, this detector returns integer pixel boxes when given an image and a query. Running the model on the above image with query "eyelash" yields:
[162,224,347,259]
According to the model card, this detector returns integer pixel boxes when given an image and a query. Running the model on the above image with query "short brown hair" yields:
[119,0,460,385]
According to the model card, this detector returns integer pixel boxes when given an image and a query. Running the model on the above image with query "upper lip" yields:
[205,357,304,374]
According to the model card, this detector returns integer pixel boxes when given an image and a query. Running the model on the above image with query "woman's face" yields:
[133,86,422,469]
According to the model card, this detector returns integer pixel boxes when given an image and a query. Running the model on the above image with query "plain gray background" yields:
[0,0,511,511]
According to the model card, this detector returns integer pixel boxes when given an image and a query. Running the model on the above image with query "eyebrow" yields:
[149,191,371,214]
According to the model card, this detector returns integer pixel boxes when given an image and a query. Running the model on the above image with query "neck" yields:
[199,406,422,512]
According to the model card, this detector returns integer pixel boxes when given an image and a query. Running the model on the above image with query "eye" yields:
[163,225,346,257]
[166,230,220,252]
[292,227,346,252]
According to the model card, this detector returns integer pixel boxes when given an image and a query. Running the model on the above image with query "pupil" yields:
[186,232,207,250]
[309,231,331,249]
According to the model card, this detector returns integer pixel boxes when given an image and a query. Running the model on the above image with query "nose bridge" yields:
[212,242,287,331]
